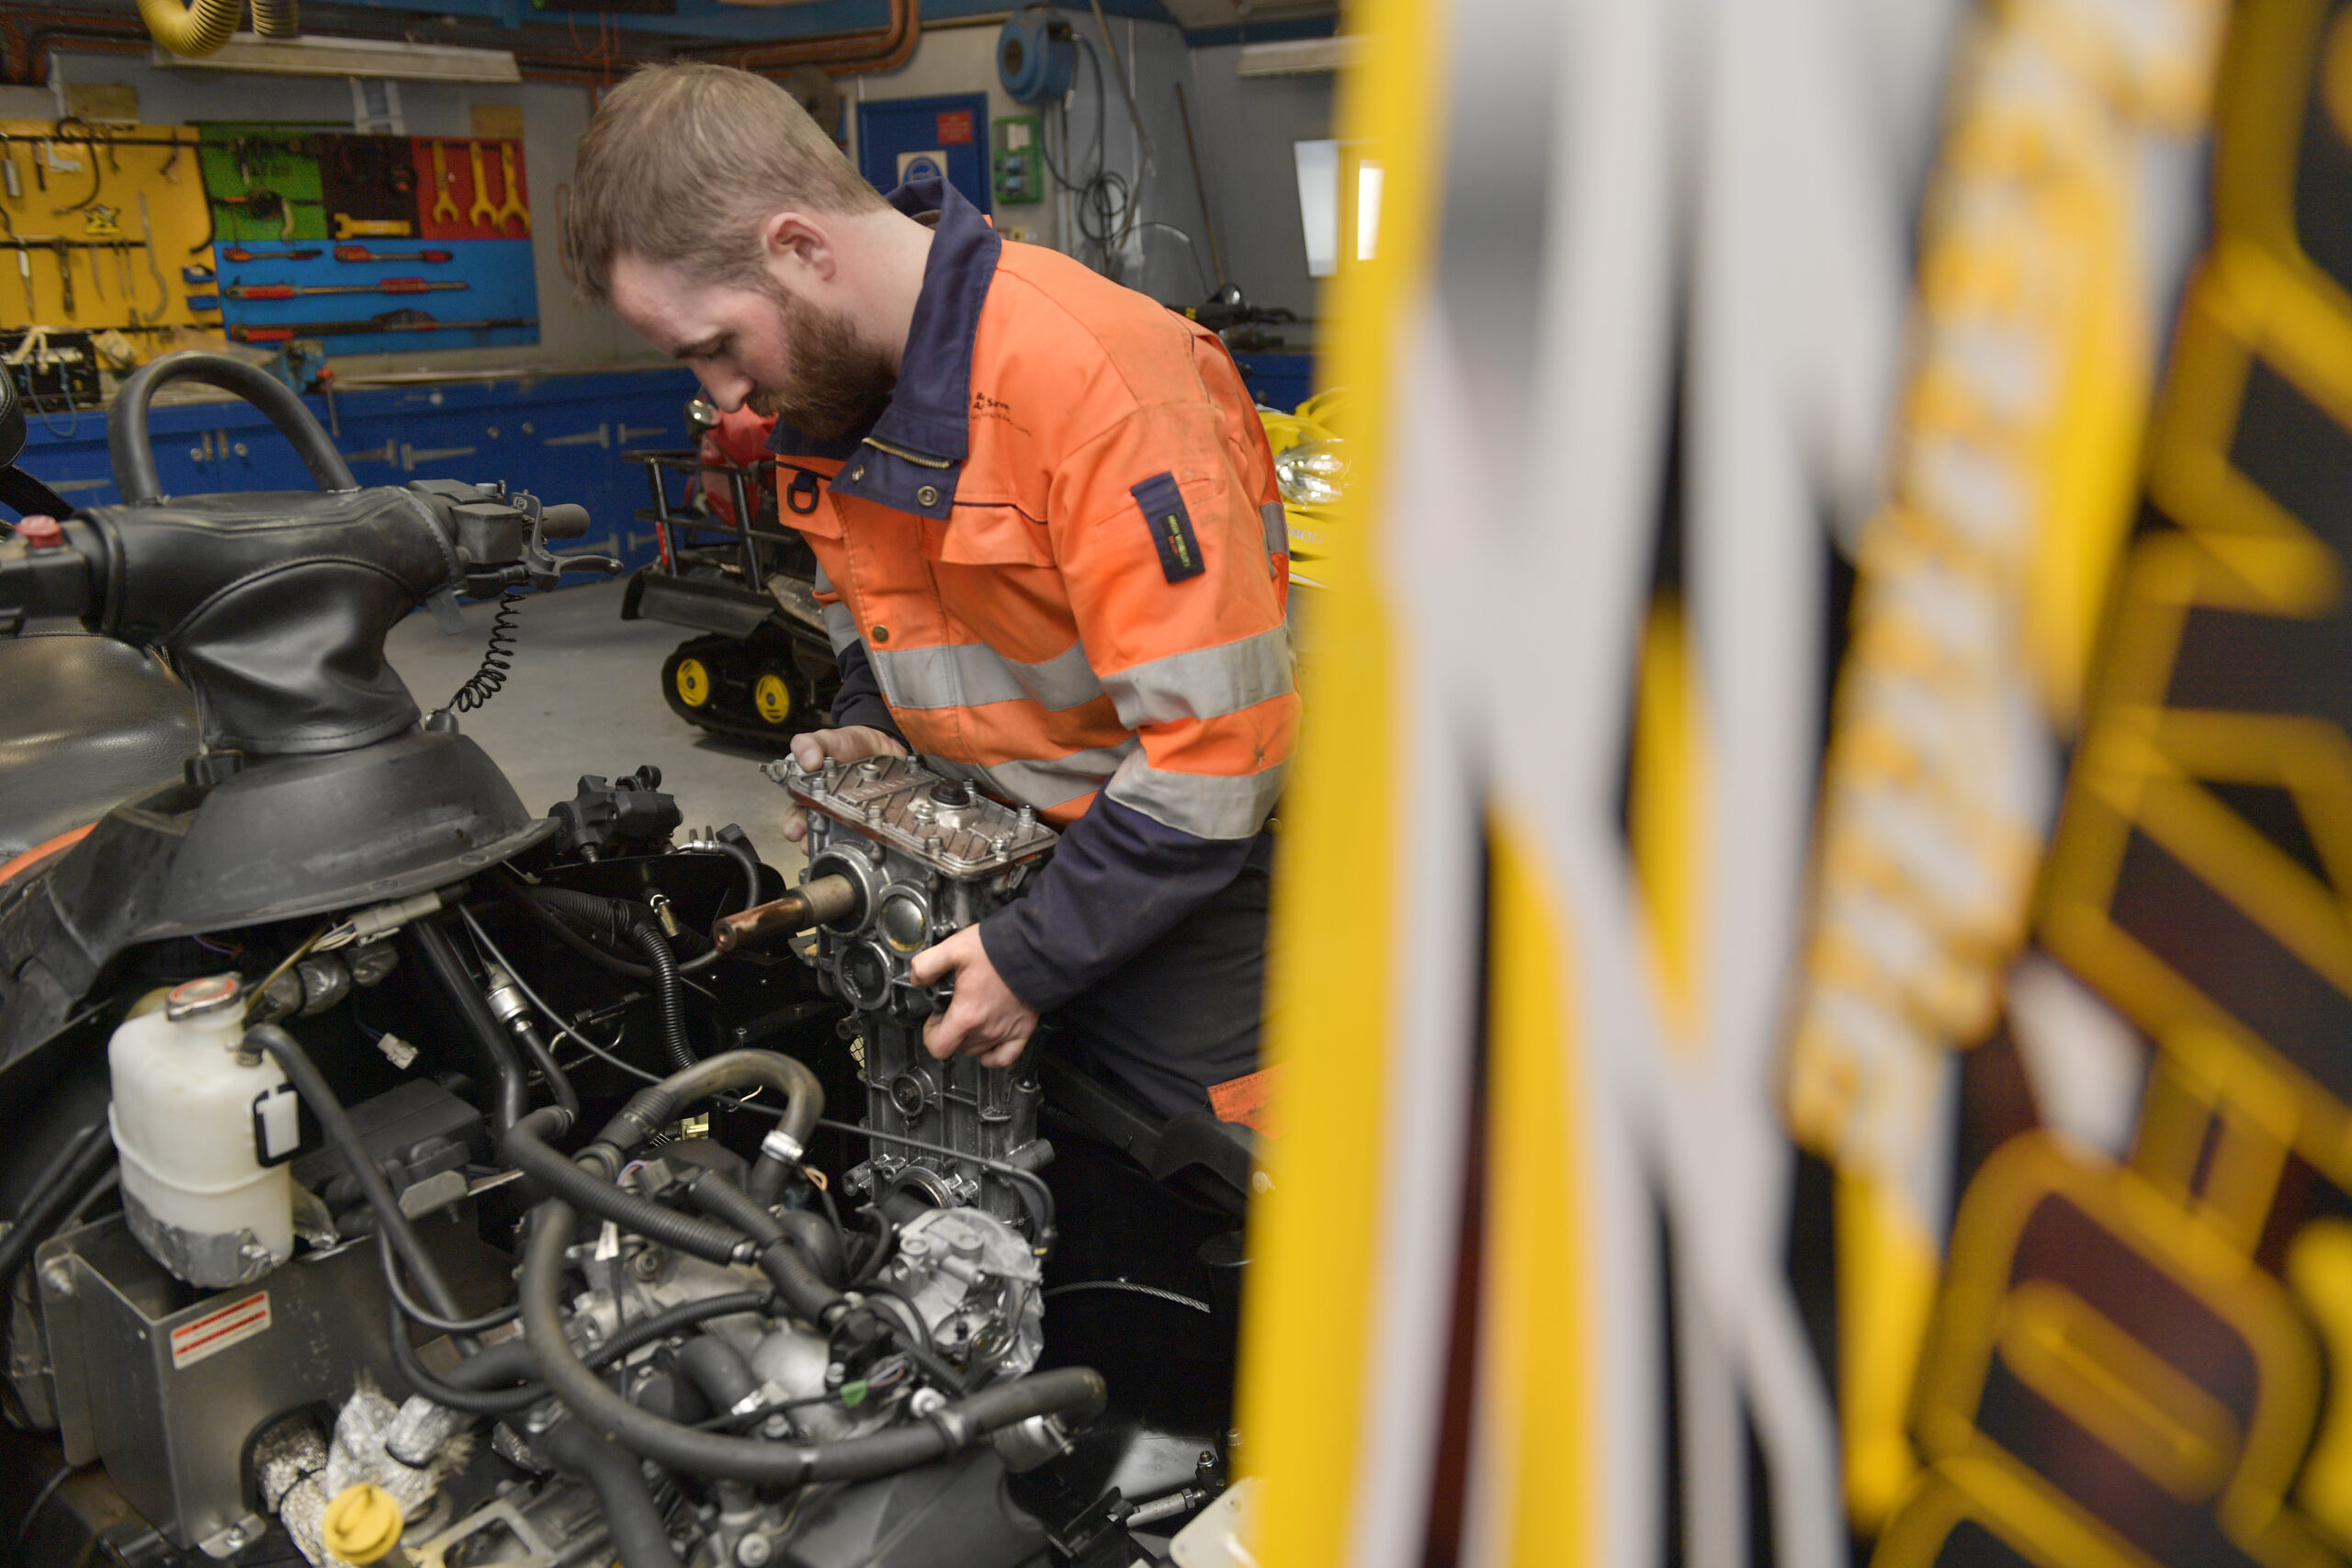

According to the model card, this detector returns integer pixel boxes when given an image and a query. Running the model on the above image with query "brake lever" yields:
[511,491,622,590]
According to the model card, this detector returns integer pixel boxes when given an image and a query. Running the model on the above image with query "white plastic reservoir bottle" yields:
[108,974,298,1288]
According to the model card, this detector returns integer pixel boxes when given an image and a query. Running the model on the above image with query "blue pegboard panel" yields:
[856,94,993,216]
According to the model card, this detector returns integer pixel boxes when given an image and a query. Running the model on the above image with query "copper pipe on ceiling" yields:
[15,0,920,85]
[689,0,918,76]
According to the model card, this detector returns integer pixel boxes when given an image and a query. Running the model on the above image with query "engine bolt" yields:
[736,1534,773,1567]
[761,1415,790,1439]
[825,1361,846,1386]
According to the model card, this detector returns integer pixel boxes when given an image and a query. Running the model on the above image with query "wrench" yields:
[492,143,530,235]
[51,238,72,318]
[431,141,459,225]
[467,141,498,231]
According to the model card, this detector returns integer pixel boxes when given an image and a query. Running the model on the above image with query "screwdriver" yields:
[221,245,322,262]
[223,277,469,299]
[333,245,454,263]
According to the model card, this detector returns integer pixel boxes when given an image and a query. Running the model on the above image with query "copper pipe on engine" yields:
[711,874,859,953]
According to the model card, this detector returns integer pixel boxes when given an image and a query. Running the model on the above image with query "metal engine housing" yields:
[767,753,1057,1226]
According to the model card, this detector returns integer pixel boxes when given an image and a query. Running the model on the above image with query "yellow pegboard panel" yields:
[0,120,228,356]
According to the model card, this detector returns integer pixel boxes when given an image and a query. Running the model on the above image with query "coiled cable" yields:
[447,585,525,714]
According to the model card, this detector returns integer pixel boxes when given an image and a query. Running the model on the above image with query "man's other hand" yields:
[911,927,1039,1068]
[780,726,908,842]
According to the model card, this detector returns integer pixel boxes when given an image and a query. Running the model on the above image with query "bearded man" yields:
[568,63,1295,1122]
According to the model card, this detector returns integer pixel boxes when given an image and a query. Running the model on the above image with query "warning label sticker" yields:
[169,1291,271,1369]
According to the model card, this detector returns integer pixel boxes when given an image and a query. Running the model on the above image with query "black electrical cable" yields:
[0,1122,114,1296]
[247,1023,470,1335]
[518,1198,1108,1483]
[1042,1280,1213,1314]
[7,1121,102,1232]
[407,919,530,1135]
[12,1463,77,1556]
[446,584,525,714]
[378,1229,521,1336]
[630,920,696,1073]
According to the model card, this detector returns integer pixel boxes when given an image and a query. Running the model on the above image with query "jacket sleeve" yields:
[977,398,1296,1010]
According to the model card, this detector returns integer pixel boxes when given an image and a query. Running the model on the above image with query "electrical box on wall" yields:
[991,116,1043,207]
[855,94,992,216]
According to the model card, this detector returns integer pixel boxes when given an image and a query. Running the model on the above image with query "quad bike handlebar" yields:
[0,350,616,755]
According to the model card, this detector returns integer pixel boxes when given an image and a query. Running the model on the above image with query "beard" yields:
[745,282,899,441]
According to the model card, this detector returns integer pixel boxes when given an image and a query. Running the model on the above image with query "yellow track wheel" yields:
[674,658,712,708]
[754,672,794,725]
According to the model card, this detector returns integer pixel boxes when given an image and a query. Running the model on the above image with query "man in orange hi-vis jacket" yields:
[570,65,1295,1120]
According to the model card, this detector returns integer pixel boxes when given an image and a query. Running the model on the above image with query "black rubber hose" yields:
[683,1169,843,1327]
[249,1024,470,1331]
[108,351,356,503]
[409,919,531,1135]
[675,1335,760,1414]
[511,1020,582,1121]
[398,1290,771,1416]
[589,1050,823,1177]
[386,1298,542,1416]
[702,836,763,919]
[502,884,722,978]
[520,1200,1108,1483]
[774,1206,845,1287]
[0,1121,114,1294]
[537,1421,686,1568]
[630,921,695,1074]
[502,1108,750,1266]
[494,878,656,980]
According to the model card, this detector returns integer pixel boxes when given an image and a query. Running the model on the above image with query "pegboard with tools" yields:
[195,123,538,355]
[0,118,219,347]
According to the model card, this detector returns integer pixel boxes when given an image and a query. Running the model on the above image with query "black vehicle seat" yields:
[0,635,198,866]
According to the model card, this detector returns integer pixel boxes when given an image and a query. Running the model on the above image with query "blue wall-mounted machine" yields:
[998,6,1077,104]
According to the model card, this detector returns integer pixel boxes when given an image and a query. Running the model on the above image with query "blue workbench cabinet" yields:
[17,365,703,576]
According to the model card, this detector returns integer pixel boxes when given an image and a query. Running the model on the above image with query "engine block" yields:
[765,752,1057,1226]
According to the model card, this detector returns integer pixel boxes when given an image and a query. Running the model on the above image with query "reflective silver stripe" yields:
[1261,501,1288,557]
[872,640,1105,712]
[930,739,1138,810]
[1102,625,1294,728]
[820,601,861,656]
[1104,751,1287,840]
[812,561,834,594]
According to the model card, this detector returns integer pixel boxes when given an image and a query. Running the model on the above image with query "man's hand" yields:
[779,726,908,842]
[910,927,1039,1068]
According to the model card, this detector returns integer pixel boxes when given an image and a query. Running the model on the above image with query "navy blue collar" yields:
[767,174,1000,520]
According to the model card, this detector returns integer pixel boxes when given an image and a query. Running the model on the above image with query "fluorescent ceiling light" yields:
[1236,37,1362,77]
[152,33,521,83]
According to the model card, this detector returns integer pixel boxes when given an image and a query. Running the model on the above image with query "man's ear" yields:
[761,211,837,286]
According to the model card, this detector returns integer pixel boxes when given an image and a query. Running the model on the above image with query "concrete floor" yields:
[384,579,808,876]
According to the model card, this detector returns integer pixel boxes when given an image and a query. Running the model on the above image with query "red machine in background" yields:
[620,400,840,746]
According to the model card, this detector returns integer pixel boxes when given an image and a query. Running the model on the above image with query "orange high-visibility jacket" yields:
[770,176,1296,1012]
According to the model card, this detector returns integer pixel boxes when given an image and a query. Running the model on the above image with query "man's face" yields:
[609,253,897,440]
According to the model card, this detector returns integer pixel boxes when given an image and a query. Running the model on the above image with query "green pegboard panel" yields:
[992,116,1043,207]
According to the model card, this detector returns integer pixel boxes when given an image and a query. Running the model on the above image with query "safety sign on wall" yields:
[196,122,537,355]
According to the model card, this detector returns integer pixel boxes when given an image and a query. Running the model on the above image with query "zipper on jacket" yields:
[860,434,956,469]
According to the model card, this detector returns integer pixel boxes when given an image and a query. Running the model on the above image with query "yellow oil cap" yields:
[322,1483,408,1566]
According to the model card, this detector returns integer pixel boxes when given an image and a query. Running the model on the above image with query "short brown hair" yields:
[568,62,885,303]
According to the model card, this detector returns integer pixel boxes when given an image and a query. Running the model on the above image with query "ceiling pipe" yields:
[684,0,918,75]
[17,0,915,87]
